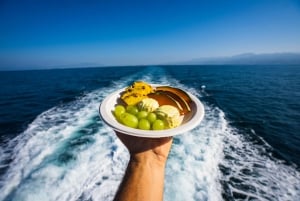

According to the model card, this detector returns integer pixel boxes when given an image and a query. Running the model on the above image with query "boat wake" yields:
[0,67,299,201]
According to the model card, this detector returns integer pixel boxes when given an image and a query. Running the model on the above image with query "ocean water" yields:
[0,65,299,201]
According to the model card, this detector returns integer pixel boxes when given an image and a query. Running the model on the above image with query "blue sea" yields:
[0,65,299,201]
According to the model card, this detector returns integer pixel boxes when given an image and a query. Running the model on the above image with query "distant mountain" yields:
[178,52,300,65]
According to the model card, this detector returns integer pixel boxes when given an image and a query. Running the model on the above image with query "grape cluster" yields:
[113,105,165,130]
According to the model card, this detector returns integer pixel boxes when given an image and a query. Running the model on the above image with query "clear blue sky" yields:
[1,0,300,69]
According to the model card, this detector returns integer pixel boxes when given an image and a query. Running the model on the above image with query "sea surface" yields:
[0,65,299,201]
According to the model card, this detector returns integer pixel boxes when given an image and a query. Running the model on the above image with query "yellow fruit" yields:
[148,92,184,113]
[137,98,159,112]
[155,105,182,128]
[119,82,193,116]
[120,81,154,105]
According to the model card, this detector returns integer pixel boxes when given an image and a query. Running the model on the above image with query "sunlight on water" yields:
[0,67,299,201]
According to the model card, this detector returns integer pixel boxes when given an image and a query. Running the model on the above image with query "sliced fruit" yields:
[120,81,154,105]
[154,90,191,115]
[137,98,159,112]
[155,86,193,103]
[155,105,182,128]
[148,92,183,113]
[120,94,146,106]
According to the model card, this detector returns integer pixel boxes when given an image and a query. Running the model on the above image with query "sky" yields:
[0,0,300,70]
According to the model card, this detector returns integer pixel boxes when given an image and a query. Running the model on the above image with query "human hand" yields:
[115,131,173,165]
[114,131,172,201]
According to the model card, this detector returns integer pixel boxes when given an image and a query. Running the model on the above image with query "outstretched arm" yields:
[113,132,173,201]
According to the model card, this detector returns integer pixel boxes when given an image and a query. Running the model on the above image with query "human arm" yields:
[113,132,173,201]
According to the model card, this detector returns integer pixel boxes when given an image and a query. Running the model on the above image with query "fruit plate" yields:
[99,85,205,138]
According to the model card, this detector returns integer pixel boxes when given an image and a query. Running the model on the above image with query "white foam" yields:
[86,75,226,201]
[0,92,107,200]
[0,66,299,201]
[163,106,225,201]
[219,126,300,200]
[0,68,169,201]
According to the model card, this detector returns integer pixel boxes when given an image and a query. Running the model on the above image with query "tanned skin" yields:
[113,131,173,201]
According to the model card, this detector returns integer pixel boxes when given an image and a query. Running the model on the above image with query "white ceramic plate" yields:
[99,86,205,138]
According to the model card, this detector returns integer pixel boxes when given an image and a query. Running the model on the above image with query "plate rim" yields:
[99,86,205,138]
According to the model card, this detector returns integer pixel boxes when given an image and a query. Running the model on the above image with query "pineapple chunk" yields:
[121,81,154,105]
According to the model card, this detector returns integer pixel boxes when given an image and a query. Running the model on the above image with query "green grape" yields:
[147,112,157,123]
[126,105,139,115]
[114,105,126,117]
[137,111,148,119]
[152,119,165,130]
[138,118,151,130]
[120,113,138,128]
